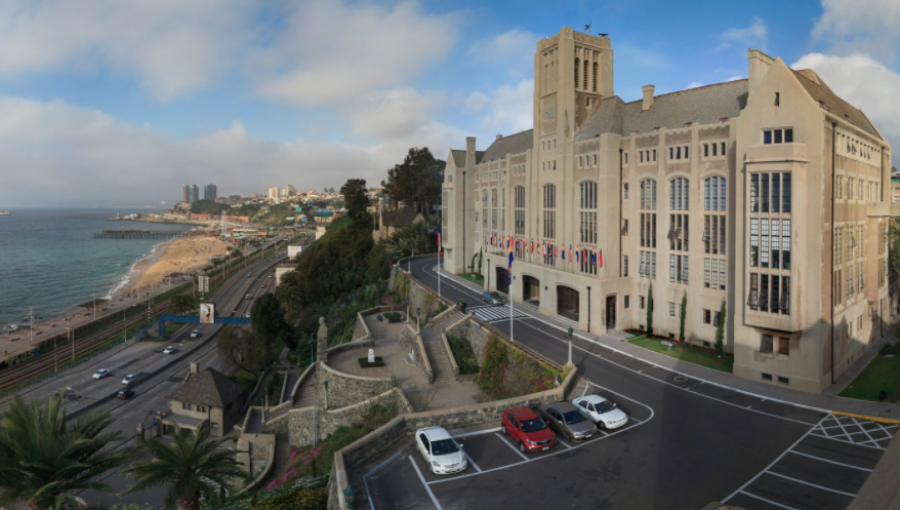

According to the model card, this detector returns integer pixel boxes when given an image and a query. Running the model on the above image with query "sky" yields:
[1,0,899,208]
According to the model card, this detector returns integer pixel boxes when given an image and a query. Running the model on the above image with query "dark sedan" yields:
[117,389,135,399]
[539,402,596,441]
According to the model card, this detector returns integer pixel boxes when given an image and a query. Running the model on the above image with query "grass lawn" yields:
[838,355,900,403]
[458,272,484,287]
[628,335,734,373]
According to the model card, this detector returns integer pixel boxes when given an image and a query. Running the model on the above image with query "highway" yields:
[363,260,895,510]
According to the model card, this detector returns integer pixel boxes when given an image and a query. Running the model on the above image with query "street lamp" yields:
[416,307,421,331]
[566,326,574,368]
[406,298,410,323]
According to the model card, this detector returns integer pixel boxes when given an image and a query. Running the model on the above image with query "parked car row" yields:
[416,394,629,474]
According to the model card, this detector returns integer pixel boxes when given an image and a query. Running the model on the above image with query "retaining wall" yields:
[398,324,432,383]
[445,314,491,366]
[317,361,395,410]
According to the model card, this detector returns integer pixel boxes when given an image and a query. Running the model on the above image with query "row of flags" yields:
[487,232,603,268]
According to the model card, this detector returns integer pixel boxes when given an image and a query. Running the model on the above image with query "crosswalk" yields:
[468,305,529,323]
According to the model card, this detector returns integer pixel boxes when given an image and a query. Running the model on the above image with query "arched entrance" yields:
[523,275,540,303]
[495,267,509,294]
[557,286,580,322]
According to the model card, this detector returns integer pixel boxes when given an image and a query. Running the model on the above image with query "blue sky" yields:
[0,0,898,207]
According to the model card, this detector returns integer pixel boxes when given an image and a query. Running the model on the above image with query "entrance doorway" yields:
[523,275,540,303]
[557,286,580,322]
[495,267,509,294]
[606,295,617,331]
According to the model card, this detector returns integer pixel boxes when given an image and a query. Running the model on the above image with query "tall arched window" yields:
[669,177,689,284]
[583,59,589,90]
[514,186,526,236]
[592,62,598,92]
[543,184,557,265]
[501,187,506,233]
[580,181,598,275]
[704,176,727,291]
[491,188,498,237]
[639,179,657,279]
[574,58,580,89]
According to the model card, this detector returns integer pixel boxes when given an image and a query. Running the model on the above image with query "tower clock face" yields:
[543,105,555,121]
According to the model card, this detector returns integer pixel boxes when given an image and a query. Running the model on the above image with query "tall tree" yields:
[0,394,133,510]
[382,147,444,212]
[716,301,727,358]
[217,326,270,378]
[646,286,653,335]
[123,424,251,510]
[341,178,369,221]
[251,292,292,348]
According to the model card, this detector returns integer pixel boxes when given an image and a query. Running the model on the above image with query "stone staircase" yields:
[422,334,457,386]
[293,373,316,408]
[427,308,468,333]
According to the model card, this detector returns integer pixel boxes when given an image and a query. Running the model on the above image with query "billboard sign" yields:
[200,304,215,324]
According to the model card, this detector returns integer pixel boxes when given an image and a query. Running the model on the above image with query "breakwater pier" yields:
[93,228,202,239]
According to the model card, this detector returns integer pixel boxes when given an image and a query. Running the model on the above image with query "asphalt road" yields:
[2,247,289,509]
[363,260,894,510]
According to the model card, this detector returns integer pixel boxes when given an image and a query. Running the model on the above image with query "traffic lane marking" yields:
[408,456,443,510]
[751,471,856,505]
[453,434,527,472]
[410,446,478,485]
[495,432,530,462]
[794,432,885,468]
[730,490,800,510]
[787,450,874,472]
[461,447,482,472]
[770,451,869,495]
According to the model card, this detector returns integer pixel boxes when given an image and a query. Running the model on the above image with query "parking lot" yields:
[724,414,898,510]
[365,382,655,510]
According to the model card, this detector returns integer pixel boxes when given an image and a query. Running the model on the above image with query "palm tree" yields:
[0,393,133,510]
[123,424,251,510]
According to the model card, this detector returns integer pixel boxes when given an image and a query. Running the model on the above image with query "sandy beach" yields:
[125,235,231,294]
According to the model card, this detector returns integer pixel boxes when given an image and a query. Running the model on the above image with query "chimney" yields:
[466,136,477,168]
[747,49,774,97]
[189,362,200,375]
[496,134,503,141]
[642,85,655,111]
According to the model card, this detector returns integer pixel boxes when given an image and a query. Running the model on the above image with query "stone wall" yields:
[236,433,276,494]
[317,361,395,411]
[398,324,432,383]
[445,315,491,366]
[325,339,375,360]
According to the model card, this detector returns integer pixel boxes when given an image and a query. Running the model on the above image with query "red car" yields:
[501,406,557,453]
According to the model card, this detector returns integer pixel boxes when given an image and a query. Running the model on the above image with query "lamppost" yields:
[586,286,591,334]
[566,326,574,368]
[416,307,421,332]
[406,298,410,323]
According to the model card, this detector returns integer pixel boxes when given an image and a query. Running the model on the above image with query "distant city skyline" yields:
[1,0,898,207]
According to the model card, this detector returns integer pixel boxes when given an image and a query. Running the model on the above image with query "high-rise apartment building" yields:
[268,188,279,200]
[204,184,217,201]
[183,184,200,204]
[442,27,894,393]
[286,184,296,196]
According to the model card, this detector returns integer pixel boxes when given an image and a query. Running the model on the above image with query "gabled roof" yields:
[450,149,484,168]
[792,69,881,139]
[481,129,534,162]
[381,205,421,228]
[167,368,247,408]
[577,80,749,141]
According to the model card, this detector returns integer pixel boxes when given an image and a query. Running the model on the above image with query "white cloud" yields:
[471,79,534,139]
[687,81,704,89]
[0,0,249,100]
[719,17,767,50]
[0,95,464,207]
[467,28,536,76]
[463,91,489,113]
[792,53,900,147]
[813,0,900,60]
[343,88,446,139]
[250,1,458,107]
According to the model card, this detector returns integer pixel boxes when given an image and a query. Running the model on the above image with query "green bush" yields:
[475,337,507,398]
[449,337,479,375]
[880,343,900,356]
[251,488,328,510]
[358,356,385,368]
[383,312,401,319]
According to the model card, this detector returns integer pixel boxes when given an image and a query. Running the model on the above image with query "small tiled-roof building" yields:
[373,204,424,243]
[163,363,247,437]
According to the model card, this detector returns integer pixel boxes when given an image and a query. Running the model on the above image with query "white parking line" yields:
[557,437,572,449]
[461,448,482,472]
[765,470,857,497]
[409,456,443,510]
[787,450,874,472]
[452,427,500,439]
[738,490,800,510]
[808,432,886,450]
[496,433,530,462]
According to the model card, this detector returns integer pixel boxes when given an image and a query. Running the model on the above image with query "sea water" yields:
[0,209,193,328]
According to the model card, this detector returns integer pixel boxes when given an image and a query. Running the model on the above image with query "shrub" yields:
[475,337,507,398]
[358,356,385,368]
[880,343,900,356]
[449,337,479,375]
[251,488,328,510]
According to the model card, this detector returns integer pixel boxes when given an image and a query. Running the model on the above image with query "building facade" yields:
[442,27,895,393]
[268,187,279,200]
[183,184,199,204]
[163,363,247,437]
[204,184,217,201]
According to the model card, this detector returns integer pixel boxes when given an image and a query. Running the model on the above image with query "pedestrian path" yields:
[467,305,529,323]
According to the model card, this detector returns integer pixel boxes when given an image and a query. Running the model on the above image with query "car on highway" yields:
[247,272,253,277]
[244,312,251,318]
[92,369,111,379]
[122,374,137,385]
[415,427,467,474]
[118,389,135,399]
[268,274,273,278]
[572,394,629,430]
[482,291,505,305]
[190,330,201,338]
[163,345,177,355]
[246,293,252,299]
[501,406,556,452]
[538,402,596,441]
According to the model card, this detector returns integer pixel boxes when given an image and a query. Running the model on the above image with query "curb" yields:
[832,410,900,425]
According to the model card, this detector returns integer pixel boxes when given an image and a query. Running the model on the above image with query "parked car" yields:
[117,389,135,399]
[572,394,629,430]
[482,291,504,305]
[539,402,596,441]
[501,406,556,452]
[163,345,177,355]
[415,427,467,474]
[190,330,201,338]
[247,272,253,277]
[92,369,111,379]
[122,374,137,385]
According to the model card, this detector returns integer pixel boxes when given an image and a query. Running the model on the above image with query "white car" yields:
[572,394,629,430]
[415,427,467,475]
[92,369,110,379]
[190,330,201,338]
[163,345,177,355]
[122,374,137,385]
[245,312,251,318]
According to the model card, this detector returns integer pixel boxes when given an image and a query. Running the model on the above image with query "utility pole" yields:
[69,326,74,362]
[29,306,33,345]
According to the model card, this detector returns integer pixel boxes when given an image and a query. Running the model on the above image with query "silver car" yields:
[539,402,596,441]
[482,291,504,305]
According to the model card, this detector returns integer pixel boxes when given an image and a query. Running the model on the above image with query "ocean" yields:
[0,209,193,328]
